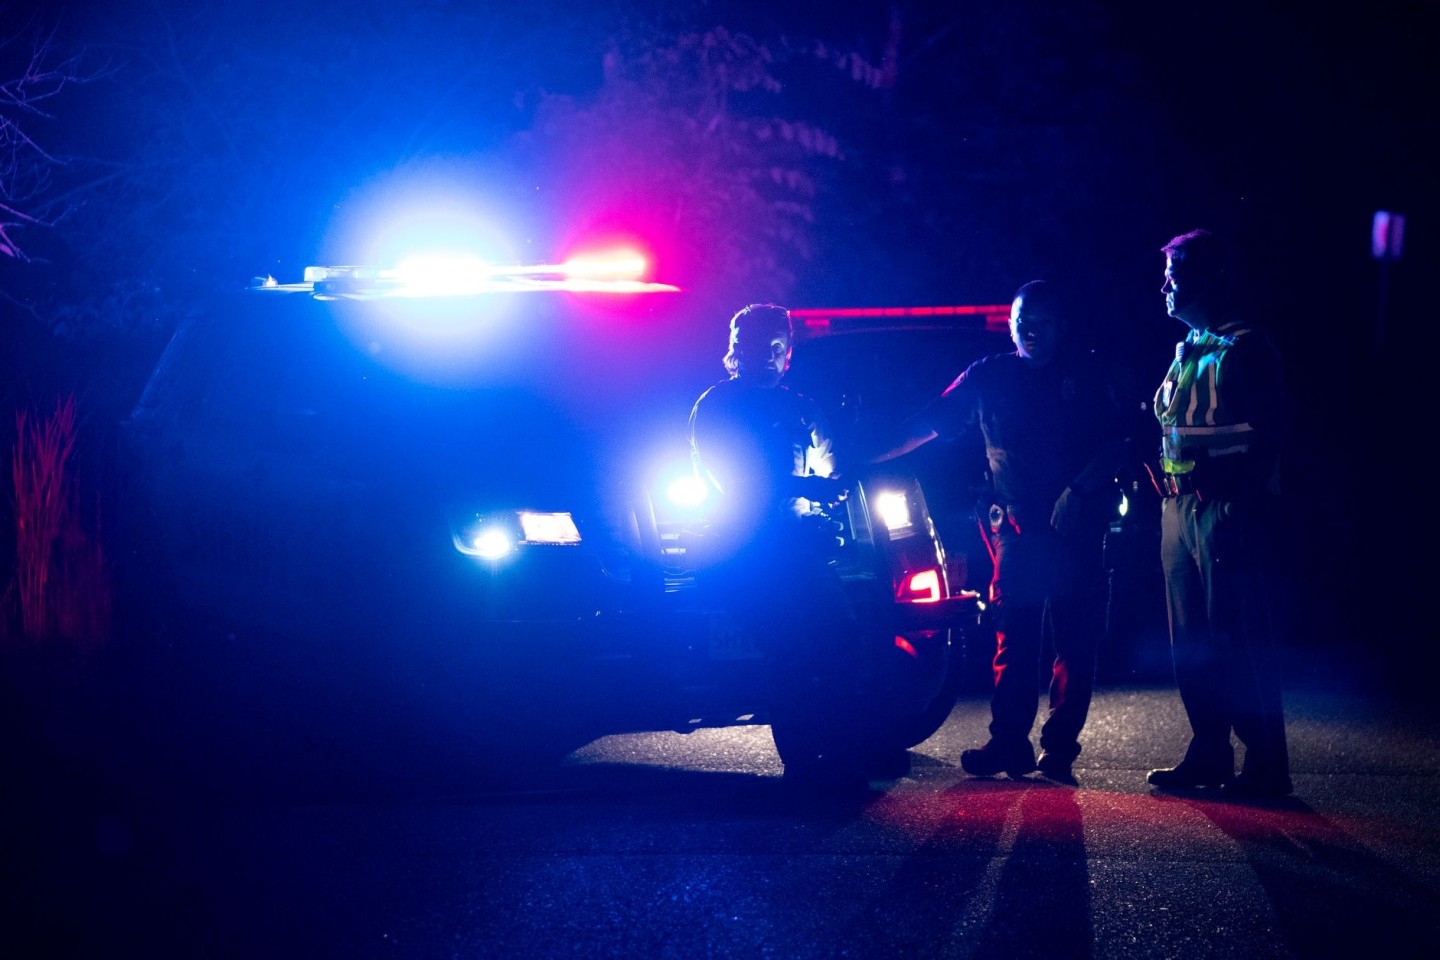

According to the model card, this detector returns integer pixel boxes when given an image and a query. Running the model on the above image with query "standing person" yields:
[688,303,845,536]
[1145,229,1292,799]
[688,303,889,790]
[861,280,1129,785]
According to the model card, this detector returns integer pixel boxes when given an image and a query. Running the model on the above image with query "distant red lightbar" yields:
[790,305,1012,337]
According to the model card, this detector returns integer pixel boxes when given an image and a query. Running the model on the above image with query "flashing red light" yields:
[893,635,918,657]
[899,568,942,603]
[562,249,648,281]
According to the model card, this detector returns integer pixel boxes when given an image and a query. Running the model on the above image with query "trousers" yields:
[982,503,1105,763]
[1160,492,1289,780]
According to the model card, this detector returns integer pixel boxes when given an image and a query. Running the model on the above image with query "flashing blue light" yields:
[454,522,514,560]
[666,474,710,509]
[393,254,493,296]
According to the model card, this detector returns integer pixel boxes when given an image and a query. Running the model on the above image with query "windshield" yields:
[130,286,717,505]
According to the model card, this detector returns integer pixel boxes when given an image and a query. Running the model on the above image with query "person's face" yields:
[729,326,791,386]
[1009,293,1063,364]
[1162,255,1207,329]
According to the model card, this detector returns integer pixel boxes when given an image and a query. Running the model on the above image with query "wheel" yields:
[768,672,874,782]
[770,715,872,792]
[768,649,917,783]
[894,629,966,748]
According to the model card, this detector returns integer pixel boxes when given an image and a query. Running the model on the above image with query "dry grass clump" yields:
[2,395,111,655]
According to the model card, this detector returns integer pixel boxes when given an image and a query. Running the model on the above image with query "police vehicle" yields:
[116,248,994,792]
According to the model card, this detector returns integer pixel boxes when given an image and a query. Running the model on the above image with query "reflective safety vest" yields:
[1153,322,1259,475]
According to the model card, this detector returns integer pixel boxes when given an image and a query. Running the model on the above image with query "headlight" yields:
[452,511,581,560]
[453,525,515,560]
[517,511,581,543]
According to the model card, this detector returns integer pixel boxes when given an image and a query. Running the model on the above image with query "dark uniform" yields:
[1153,320,1290,792]
[688,376,876,782]
[917,348,1125,770]
[688,376,836,536]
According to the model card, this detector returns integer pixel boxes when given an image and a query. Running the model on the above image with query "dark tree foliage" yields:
[11,1,902,341]
[502,20,891,306]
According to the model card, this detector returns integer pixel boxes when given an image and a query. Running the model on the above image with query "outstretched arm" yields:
[869,416,940,463]
[829,413,938,477]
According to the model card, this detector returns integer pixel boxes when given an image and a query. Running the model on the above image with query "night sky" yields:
[3,0,1433,659]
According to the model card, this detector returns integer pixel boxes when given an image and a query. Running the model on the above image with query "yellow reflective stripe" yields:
[1170,422,1254,437]
[1203,352,1220,425]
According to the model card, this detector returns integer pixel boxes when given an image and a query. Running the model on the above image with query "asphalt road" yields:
[7,656,1439,960]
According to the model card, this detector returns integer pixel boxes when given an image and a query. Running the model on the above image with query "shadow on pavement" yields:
[1168,793,1440,954]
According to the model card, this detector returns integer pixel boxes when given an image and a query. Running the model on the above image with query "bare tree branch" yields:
[0,17,105,260]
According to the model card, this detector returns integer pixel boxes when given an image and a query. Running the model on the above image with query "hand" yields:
[796,474,849,507]
[1050,485,1084,537]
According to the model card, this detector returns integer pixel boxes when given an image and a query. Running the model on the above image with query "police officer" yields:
[1145,229,1293,799]
[688,303,845,535]
[863,280,1128,784]
[689,303,888,790]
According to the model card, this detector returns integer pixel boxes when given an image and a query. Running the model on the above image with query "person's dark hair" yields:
[723,303,792,376]
[1013,279,1063,313]
[1163,229,1230,282]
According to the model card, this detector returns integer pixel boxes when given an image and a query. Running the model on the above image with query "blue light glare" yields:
[458,526,513,560]
[392,254,494,296]
[319,159,528,270]
[665,474,710,509]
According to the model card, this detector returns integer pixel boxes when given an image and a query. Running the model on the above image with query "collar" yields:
[1188,323,1241,348]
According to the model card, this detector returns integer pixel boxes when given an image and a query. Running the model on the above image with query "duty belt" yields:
[1145,462,1201,499]
[1158,471,1200,497]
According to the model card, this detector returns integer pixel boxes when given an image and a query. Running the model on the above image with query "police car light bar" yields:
[263,251,680,299]
[790,305,1011,337]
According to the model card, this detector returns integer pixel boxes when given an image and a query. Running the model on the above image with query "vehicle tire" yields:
[769,654,920,786]
[771,724,871,795]
[841,626,967,754]
[894,636,965,749]
[769,700,868,781]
